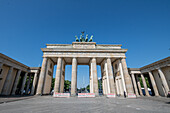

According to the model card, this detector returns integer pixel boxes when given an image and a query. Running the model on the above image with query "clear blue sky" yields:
[0,0,170,88]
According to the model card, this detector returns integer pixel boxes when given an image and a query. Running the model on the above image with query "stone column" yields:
[120,58,135,96]
[0,63,3,78]
[31,72,38,95]
[0,62,3,72]
[60,61,65,93]
[148,71,159,96]
[131,73,140,97]
[104,78,108,95]
[118,59,127,94]
[141,74,150,96]
[158,68,170,96]
[89,63,93,93]
[118,78,123,95]
[71,57,77,96]
[25,75,32,94]
[136,76,143,96]
[116,79,120,95]
[11,69,21,95]
[21,72,28,95]
[107,58,116,94]
[102,77,105,95]
[54,58,63,93]
[91,58,99,96]
[1,66,13,95]
[36,57,48,95]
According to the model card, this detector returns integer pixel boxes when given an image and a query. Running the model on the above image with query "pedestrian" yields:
[124,91,126,98]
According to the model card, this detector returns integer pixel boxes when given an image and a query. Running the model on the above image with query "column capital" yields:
[9,66,14,69]
[17,69,22,74]
[106,57,111,59]
[119,57,127,60]
[72,57,77,59]
[91,57,96,59]
[148,71,152,73]
[34,71,38,75]
[0,62,3,66]
[156,67,161,70]
[92,57,96,61]
[42,56,48,58]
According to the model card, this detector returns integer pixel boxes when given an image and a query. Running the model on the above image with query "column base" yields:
[78,93,95,97]
[53,93,70,98]
[146,95,151,97]
[107,93,116,98]
[127,93,136,98]
[71,94,77,97]
[136,95,140,97]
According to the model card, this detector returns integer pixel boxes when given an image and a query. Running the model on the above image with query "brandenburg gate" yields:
[36,34,136,98]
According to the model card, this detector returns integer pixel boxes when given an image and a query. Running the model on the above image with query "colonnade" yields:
[0,62,39,95]
[36,57,135,97]
[130,67,170,97]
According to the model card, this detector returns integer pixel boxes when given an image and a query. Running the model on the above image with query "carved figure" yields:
[89,35,93,42]
[85,34,88,42]
[75,36,79,42]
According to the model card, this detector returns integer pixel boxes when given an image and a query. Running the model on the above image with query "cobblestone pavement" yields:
[0,96,169,113]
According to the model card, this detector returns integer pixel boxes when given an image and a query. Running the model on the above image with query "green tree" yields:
[139,77,150,88]
[51,79,71,92]
[86,85,90,91]
[51,78,55,90]
[64,80,71,92]
[98,79,102,90]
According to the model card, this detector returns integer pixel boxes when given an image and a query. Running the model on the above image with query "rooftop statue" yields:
[85,34,88,42]
[75,36,79,42]
[81,31,85,42]
[89,35,93,42]
[80,35,82,42]
[75,32,93,42]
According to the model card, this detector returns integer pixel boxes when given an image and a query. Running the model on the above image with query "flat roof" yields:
[0,53,30,69]
[140,56,170,70]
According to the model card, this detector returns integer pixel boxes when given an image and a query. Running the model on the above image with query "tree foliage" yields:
[139,77,150,88]
[51,78,55,90]
[64,80,71,92]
